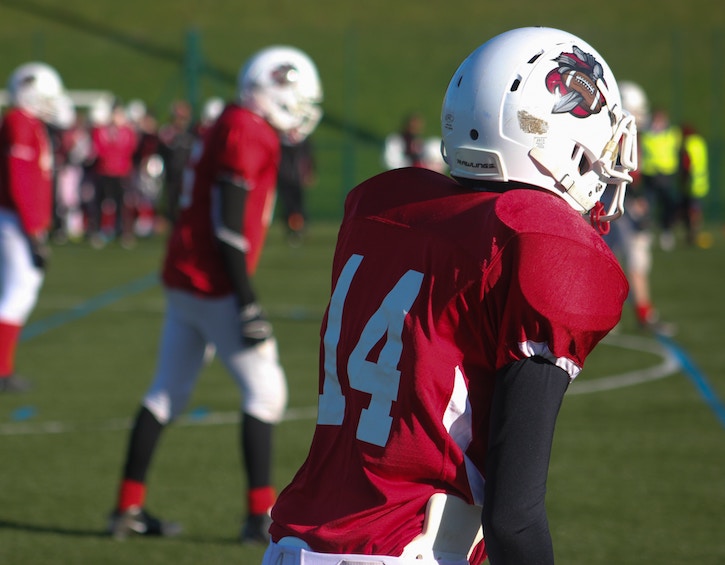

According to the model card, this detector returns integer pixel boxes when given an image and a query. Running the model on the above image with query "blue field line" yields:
[657,334,725,429]
[20,272,159,343]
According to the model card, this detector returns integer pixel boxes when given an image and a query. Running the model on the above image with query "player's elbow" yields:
[482,500,552,564]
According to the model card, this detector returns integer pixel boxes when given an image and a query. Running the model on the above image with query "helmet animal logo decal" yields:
[271,64,299,86]
[545,46,606,118]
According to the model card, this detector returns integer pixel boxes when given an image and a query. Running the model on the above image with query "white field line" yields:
[0,335,678,436]
[568,332,680,395]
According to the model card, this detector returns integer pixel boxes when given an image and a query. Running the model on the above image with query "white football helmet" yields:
[238,45,323,142]
[618,81,650,128]
[7,62,74,128]
[441,27,637,222]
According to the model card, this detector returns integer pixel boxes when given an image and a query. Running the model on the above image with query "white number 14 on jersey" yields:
[317,254,423,447]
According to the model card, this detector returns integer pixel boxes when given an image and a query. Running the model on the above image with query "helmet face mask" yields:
[238,46,323,143]
[441,27,637,221]
[8,62,74,128]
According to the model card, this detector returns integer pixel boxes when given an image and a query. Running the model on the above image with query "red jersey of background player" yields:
[162,104,280,296]
[270,167,628,561]
[0,107,53,237]
[91,120,137,178]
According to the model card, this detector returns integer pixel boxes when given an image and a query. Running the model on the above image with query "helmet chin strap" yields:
[589,201,611,235]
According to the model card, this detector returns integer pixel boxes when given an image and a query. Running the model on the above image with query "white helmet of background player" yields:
[7,62,74,128]
[238,45,323,142]
[618,81,650,128]
[441,27,637,222]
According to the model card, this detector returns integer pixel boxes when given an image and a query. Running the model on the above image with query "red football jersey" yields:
[91,122,137,177]
[0,107,54,236]
[270,167,628,560]
[162,104,280,296]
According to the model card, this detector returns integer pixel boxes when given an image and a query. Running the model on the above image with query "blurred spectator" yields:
[639,107,682,250]
[382,112,426,169]
[277,135,316,245]
[53,112,92,243]
[157,100,194,225]
[128,102,163,238]
[88,100,138,248]
[678,124,710,247]
[383,112,446,173]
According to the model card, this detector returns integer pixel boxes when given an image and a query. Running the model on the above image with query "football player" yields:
[603,81,676,335]
[0,62,73,393]
[108,45,323,542]
[263,27,635,565]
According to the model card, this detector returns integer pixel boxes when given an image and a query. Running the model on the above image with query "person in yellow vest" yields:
[678,124,710,247]
[639,108,682,250]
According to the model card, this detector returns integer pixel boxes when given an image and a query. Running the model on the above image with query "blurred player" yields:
[108,45,323,541]
[604,81,675,335]
[0,62,73,393]
[263,27,635,565]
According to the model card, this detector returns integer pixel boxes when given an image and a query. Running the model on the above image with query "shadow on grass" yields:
[0,519,106,538]
[0,519,253,546]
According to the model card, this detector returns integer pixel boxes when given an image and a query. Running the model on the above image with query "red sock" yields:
[635,303,653,324]
[117,479,146,512]
[248,486,276,515]
[0,321,22,377]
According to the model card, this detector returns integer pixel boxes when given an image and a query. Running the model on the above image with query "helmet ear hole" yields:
[470,129,479,141]
[577,155,591,175]
[572,145,591,174]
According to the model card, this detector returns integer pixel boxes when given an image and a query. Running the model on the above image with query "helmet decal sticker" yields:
[545,46,606,118]
[271,64,299,86]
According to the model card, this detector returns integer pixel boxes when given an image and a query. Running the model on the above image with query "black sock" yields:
[123,406,165,482]
[240,413,273,489]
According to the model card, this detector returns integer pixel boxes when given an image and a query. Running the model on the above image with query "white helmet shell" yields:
[441,27,637,220]
[8,62,74,127]
[238,45,323,142]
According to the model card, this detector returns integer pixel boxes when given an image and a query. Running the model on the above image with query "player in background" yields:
[0,62,73,393]
[604,81,676,336]
[107,45,323,542]
[263,27,635,565]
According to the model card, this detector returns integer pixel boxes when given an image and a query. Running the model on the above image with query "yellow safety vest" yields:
[640,125,682,176]
[683,133,709,198]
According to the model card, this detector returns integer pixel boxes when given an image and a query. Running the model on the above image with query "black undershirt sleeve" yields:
[215,177,256,309]
[482,356,570,565]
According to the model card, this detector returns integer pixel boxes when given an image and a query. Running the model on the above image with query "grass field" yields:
[1,1,725,563]
[1,218,724,564]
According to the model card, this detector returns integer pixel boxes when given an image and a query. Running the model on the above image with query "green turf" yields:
[1,220,724,564]
[1,1,725,563]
